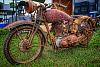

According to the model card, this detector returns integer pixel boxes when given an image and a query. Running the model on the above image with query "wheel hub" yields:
[19,39,31,52]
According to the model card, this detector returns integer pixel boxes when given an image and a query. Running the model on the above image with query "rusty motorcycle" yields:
[3,0,96,64]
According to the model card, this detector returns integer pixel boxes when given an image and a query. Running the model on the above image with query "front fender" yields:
[4,20,33,30]
[4,20,46,45]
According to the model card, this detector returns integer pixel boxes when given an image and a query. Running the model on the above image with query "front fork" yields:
[43,18,56,49]
[27,21,40,44]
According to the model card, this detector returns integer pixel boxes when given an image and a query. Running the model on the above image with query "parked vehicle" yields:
[4,0,96,64]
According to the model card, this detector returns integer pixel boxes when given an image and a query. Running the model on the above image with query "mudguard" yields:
[71,16,96,34]
[4,20,33,30]
[75,16,96,28]
[4,20,46,45]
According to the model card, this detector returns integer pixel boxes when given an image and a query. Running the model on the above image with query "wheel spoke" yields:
[16,32,23,40]
[25,30,32,39]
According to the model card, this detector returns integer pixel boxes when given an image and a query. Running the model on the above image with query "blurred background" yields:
[0,0,100,28]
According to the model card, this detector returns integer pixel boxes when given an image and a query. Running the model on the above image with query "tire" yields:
[78,19,93,46]
[4,24,45,64]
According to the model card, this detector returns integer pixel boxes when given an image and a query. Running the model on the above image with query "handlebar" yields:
[18,1,67,13]
[46,3,67,9]
[58,4,67,9]
[18,1,67,9]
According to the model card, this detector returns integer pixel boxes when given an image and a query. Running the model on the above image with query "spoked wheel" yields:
[4,24,45,64]
[78,19,93,46]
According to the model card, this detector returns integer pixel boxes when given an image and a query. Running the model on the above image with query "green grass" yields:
[0,28,100,67]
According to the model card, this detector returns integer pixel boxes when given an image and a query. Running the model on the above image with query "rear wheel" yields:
[4,24,45,64]
[78,19,93,46]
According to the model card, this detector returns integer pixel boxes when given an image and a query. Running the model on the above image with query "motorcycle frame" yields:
[30,6,56,48]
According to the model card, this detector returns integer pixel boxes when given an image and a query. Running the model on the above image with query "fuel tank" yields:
[44,9,72,23]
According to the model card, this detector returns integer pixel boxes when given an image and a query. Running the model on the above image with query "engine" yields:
[56,34,79,48]
[51,15,94,48]
[49,17,79,48]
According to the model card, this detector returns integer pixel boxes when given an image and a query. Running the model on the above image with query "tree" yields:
[0,2,3,9]
[32,0,45,3]
[10,2,16,8]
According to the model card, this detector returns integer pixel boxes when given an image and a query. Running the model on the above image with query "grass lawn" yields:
[0,28,100,67]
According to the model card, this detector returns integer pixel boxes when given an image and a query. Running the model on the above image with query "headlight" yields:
[25,1,38,13]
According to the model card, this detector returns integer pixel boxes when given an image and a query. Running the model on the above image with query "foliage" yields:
[10,2,16,8]
[0,29,9,35]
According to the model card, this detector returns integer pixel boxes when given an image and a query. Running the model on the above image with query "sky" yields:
[44,0,52,3]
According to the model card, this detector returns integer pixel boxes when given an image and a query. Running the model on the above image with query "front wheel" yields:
[4,24,45,64]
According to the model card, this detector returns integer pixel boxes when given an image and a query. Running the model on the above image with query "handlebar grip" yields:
[58,4,67,9]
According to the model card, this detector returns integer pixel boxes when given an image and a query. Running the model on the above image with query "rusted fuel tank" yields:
[44,9,72,23]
